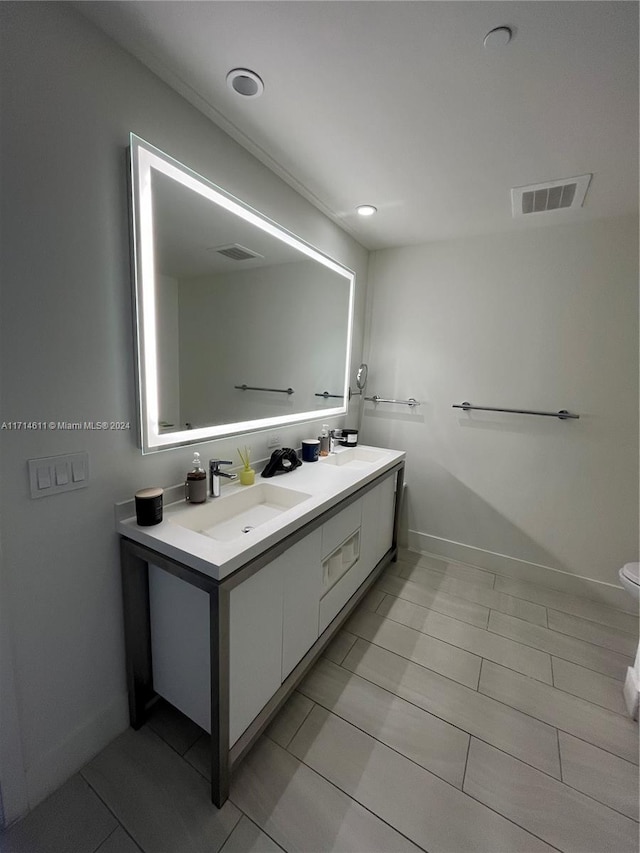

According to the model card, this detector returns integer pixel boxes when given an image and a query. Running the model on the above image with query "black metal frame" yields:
[120,461,404,806]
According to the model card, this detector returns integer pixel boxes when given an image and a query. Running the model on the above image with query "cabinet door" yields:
[281,529,323,679]
[360,473,397,573]
[229,558,283,745]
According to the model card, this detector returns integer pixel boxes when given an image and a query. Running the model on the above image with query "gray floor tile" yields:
[398,550,496,587]
[397,561,548,626]
[552,656,630,716]
[289,706,555,853]
[357,587,386,612]
[488,609,633,680]
[397,547,448,570]
[464,737,639,853]
[82,726,240,853]
[264,691,314,749]
[95,826,143,853]
[376,572,490,627]
[184,733,211,781]
[548,608,638,655]
[322,629,357,665]
[146,697,206,755]
[219,815,284,853]
[342,638,561,777]
[559,732,639,821]
[377,594,552,682]
[229,736,422,853]
[346,608,481,688]
[0,774,117,853]
[479,660,639,765]
[384,560,404,577]
[299,657,469,787]
[494,575,639,632]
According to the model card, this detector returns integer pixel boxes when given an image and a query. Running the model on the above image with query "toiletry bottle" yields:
[185,452,207,503]
[319,424,330,456]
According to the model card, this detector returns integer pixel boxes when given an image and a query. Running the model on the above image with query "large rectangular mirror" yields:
[129,134,354,453]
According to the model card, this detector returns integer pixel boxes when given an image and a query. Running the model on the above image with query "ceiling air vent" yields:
[211,243,263,261]
[511,174,591,217]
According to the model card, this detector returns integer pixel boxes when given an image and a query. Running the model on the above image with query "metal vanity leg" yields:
[209,585,230,807]
[391,465,405,561]
[120,539,154,728]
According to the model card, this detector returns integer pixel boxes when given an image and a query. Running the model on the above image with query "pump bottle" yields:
[185,452,207,503]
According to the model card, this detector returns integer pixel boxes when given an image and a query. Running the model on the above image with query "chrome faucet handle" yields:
[209,459,237,497]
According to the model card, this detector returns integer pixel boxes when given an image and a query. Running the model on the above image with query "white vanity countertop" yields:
[116,445,405,581]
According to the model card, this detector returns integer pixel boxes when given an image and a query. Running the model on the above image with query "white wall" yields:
[362,216,638,599]
[0,2,367,823]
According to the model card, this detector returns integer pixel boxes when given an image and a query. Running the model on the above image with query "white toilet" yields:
[618,562,640,719]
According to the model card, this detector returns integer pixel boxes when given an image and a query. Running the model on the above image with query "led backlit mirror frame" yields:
[128,134,355,453]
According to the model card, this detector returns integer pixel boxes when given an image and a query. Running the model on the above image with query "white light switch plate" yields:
[28,452,89,498]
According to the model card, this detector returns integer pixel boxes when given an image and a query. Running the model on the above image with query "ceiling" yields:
[76,1,638,251]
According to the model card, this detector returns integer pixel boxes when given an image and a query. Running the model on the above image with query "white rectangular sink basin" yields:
[168,483,311,542]
[320,447,389,468]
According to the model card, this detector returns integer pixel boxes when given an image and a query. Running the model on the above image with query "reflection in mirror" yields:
[129,135,354,453]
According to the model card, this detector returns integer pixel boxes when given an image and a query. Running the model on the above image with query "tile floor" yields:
[2,549,639,853]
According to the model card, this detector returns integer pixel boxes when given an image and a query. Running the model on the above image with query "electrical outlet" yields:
[267,433,281,448]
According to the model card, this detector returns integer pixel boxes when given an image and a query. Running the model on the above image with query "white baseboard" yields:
[407,530,633,613]
[23,691,129,814]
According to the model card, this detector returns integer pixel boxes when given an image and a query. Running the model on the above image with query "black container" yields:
[340,429,359,447]
[135,487,163,526]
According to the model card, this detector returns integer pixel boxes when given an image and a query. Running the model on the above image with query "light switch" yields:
[55,464,69,486]
[28,452,89,498]
[37,466,52,490]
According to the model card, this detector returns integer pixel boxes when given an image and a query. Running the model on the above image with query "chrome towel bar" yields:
[315,391,344,399]
[453,402,579,420]
[235,384,294,395]
[365,395,420,407]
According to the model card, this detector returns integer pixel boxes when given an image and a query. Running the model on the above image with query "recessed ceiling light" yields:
[356,205,377,217]
[226,68,264,98]
[483,26,513,49]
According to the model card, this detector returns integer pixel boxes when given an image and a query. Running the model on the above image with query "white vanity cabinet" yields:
[228,555,285,744]
[229,528,322,743]
[120,456,404,808]
[361,472,396,570]
[279,530,323,680]
[318,476,396,633]
[150,527,323,746]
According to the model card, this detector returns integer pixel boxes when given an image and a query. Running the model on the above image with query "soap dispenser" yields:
[185,452,207,503]
[319,424,330,456]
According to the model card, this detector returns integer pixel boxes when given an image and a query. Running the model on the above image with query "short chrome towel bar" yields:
[235,384,294,395]
[315,391,344,399]
[365,395,420,407]
[453,402,579,420]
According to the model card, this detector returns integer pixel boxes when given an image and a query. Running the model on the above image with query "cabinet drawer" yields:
[321,499,362,558]
[318,555,374,635]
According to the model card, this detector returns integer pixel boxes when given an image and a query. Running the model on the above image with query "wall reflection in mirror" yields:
[129,135,354,453]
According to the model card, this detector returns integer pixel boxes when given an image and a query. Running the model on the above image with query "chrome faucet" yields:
[209,459,237,497]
